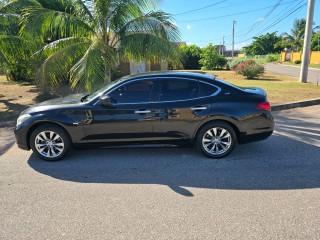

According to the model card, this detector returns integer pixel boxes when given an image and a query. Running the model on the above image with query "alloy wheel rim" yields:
[35,131,64,158]
[202,127,232,155]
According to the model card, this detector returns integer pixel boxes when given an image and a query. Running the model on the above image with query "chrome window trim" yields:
[92,76,221,106]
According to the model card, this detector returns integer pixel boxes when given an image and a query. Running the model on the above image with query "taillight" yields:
[256,101,271,111]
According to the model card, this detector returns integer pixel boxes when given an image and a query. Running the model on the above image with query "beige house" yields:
[119,60,168,76]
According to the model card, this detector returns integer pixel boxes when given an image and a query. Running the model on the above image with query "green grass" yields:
[204,70,320,105]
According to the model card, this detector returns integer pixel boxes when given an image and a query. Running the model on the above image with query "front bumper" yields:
[14,125,30,151]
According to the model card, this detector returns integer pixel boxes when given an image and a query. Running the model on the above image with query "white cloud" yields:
[186,24,192,30]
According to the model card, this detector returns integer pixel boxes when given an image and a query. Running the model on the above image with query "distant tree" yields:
[275,18,307,51]
[311,31,320,51]
[199,44,227,70]
[243,32,282,56]
[180,44,202,69]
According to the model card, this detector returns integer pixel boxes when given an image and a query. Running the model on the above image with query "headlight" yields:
[16,114,31,126]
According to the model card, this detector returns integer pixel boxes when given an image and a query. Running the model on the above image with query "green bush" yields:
[227,59,246,70]
[234,60,264,79]
[266,54,280,63]
[294,60,301,64]
[199,44,228,70]
[179,44,203,70]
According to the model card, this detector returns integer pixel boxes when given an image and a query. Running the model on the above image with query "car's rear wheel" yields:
[196,122,236,158]
[30,124,71,161]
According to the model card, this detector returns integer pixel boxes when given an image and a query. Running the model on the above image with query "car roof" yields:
[115,71,242,93]
[126,71,216,81]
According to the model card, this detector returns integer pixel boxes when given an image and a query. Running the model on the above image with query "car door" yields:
[152,78,220,142]
[83,79,156,143]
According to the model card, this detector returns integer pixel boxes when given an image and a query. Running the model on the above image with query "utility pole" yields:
[232,20,236,59]
[300,0,315,83]
[222,36,225,56]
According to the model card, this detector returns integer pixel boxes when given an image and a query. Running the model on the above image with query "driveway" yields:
[265,63,320,85]
[1,106,320,239]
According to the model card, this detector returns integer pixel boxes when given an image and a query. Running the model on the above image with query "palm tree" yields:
[1,0,180,92]
[276,18,306,51]
[0,3,39,81]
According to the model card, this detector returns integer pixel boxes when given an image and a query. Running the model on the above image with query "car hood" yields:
[21,93,87,114]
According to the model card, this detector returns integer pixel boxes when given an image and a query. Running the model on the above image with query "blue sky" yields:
[157,0,320,50]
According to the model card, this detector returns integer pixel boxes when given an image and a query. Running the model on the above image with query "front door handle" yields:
[134,110,151,114]
[190,106,207,111]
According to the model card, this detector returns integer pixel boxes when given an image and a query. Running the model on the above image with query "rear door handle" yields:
[190,106,207,111]
[134,110,151,114]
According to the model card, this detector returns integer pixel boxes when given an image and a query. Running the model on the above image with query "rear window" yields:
[199,82,219,97]
[160,79,199,101]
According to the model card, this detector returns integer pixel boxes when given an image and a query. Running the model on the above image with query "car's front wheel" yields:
[197,121,236,158]
[30,124,71,161]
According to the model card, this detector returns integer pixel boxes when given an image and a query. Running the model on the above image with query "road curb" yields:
[272,98,320,111]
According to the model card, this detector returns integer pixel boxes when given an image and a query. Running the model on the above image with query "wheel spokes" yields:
[35,131,64,158]
[202,127,232,156]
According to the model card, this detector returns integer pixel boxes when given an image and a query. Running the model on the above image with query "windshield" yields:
[83,76,129,102]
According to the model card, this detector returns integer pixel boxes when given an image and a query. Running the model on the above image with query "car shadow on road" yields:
[27,131,320,197]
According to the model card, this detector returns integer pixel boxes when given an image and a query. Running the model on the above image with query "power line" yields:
[191,1,306,46]
[234,0,305,42]
[235,2,307,45]
[173,0,265,17]
[234,0,305,40]
[244,0,283,34]
[173,0,228,16]
[177,0,299,23]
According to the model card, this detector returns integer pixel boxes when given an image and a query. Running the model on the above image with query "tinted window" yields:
[199,82,219,97]
[108,80,154,104]
[160,79,199,101]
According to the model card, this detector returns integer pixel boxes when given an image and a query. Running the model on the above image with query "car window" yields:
[159,79,199,101]
[108,80,154,104]
[199,82,219,97]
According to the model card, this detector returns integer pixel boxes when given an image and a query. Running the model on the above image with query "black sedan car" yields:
[15,71,274,161]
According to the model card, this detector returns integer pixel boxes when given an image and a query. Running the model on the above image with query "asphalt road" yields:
[1,106,320,240]
[265,63,320,85]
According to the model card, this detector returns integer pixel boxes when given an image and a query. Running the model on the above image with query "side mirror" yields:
[99,95,116,106]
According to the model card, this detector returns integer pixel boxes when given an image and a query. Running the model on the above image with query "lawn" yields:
[201,70,320,105]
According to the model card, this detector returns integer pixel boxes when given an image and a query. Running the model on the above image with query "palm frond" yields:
[0,13,20,35]
[20,6,95,41]
[36,42,91,91]
[70,39,118,92]
[116,0,158,12]
[73,0,95,24]
[122,33,181,63]
[36,0,75,13]
[0,0,41,14]
[0,35,38,61]
[33,36,90,58]
[117,10,180,46]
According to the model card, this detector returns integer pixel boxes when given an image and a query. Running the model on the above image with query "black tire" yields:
[30,124,71,161]
[196,121,237,158]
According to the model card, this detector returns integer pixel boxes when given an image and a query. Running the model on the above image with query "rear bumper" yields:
[238,111,274,144]
[238,131,273,144]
